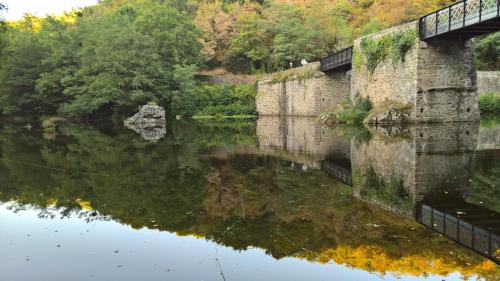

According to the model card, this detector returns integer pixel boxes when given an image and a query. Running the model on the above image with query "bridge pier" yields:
[416,39,479,122]
[352,22,480,123]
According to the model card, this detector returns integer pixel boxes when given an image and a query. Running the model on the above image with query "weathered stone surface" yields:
[352,21,480,123]
[124,104,166,140]
[352,23,419,108]
[415,39,479,122]
[366,105,412,125]
[256,63,351,116]
[477,71,500,94]
[125,104,166,126]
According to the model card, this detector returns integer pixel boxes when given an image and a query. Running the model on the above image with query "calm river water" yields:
[0,117,499,281]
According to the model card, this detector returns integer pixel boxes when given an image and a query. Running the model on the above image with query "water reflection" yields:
[0,117,499,280]
[124,121,166,140]
[350,123,499,263]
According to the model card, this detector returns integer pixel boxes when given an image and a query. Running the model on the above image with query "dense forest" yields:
[0,0,498,120]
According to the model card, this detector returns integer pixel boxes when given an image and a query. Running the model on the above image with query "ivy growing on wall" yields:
[354,28,418,75]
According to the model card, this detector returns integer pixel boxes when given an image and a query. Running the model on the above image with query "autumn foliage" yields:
[194,0,456,72]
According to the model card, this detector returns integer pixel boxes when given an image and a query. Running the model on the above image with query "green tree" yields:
[0,16,50,116]
[268,4,313,70]
[225,11,272,72]
[55,2,202,117]
[476,32,500,71]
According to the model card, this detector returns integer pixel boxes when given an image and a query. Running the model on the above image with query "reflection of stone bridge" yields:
[478,125,500,150]
[257,116,352,184]
[351,122,500,263]
[255,116,500,263]
[417,199,500,263]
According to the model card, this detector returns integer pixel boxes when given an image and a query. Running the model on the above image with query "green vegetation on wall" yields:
[268,64,316,84]
[320,97,372,125]
[355,27,418,75]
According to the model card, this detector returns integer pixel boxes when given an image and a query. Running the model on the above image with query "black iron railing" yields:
[417,203,500,264]
[320,46,353,72]
[321,160,353,186]
[420,0,500,39]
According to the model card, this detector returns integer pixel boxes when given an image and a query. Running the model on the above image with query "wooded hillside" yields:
[0,0,497,119]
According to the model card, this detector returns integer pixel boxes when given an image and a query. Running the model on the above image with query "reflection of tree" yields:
[0,121,498,279]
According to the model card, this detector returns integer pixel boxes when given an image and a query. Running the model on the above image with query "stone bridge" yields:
[256,0,500,123]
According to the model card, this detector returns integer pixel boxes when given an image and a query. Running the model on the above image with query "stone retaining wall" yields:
[477,71,500,94]
[256,63,351,116]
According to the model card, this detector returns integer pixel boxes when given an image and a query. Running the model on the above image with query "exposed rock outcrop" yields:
[124,104,166,140]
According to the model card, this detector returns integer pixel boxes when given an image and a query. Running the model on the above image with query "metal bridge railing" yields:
[320,46,353,72]
[418,204,500,264]
[420,0,500,39]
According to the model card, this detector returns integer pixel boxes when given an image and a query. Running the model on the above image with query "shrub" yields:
[194,83,257,117]
[320,97,372,125]
[479,93,500,114]
[357,28,418,74]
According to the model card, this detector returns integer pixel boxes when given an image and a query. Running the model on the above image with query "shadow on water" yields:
[0,116,499,278]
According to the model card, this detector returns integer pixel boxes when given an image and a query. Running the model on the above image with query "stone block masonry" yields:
[477,71,500,94]
[352,21,480,123]
[257,21,488,123]
[256,62,351,116]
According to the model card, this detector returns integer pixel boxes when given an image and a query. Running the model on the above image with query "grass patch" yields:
[320,97,372,125]
[479,93,500,114]
[268,64,317,84]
